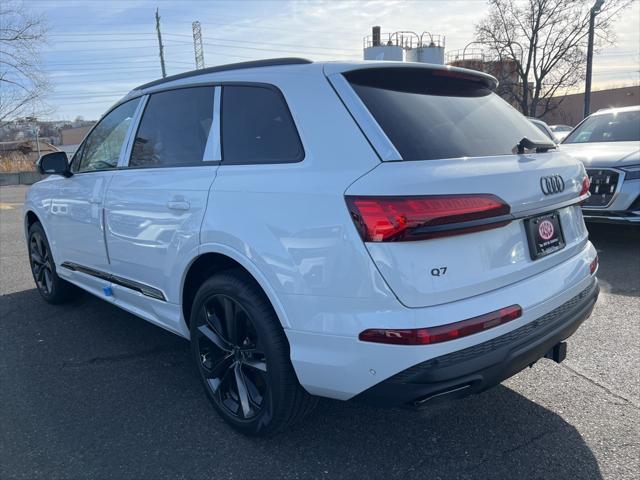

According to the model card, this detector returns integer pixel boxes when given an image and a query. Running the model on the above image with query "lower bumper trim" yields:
[353,279,599,408]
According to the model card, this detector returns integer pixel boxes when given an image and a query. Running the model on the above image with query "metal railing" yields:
[363,31,445,50]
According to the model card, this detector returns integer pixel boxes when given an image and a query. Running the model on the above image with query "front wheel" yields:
[190,270,316,436]
[28,222,79,304]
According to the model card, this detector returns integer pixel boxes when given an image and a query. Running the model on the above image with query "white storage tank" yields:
[404,32,445,65]
[363,28,445,65]
[363,26,404,61]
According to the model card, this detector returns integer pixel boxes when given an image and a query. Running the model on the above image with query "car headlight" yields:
[621,165,640,181]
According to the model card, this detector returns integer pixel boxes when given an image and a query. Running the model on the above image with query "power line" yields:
[46,31,360,54]
[164,32,360,53]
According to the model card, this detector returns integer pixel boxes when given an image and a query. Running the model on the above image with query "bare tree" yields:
[0,0,49,125]
[475,0,632,118]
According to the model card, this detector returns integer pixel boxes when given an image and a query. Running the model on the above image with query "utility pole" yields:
[155,7,167,78]
[27,116,41,159]
[192,21,205,70]
[584,0,605,118]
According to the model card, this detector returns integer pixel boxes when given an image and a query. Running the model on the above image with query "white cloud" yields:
[27,0,640,119]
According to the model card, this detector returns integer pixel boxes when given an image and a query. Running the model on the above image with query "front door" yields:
[51,98,142,291]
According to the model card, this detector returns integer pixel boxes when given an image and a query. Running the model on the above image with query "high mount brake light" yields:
[359,305,523,346]
[345,194,511,242]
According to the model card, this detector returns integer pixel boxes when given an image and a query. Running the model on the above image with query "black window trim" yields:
[116,81,304,170]
[123,85,220,171]
[69,95,144,175]
[72,81,305,173]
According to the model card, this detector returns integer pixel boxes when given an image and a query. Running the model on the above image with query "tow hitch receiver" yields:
[545,342,567,364]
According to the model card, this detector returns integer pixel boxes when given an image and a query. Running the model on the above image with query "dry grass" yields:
[0,152,36,172]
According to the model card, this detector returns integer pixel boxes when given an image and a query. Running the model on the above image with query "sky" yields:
[24,0,640,120]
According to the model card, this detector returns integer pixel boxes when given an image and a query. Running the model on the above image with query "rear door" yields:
[104,86,219,310]
[331,66,590,308]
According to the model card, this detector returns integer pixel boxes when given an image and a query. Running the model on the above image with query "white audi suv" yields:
[25,59,599,435]
[560,105,640,224]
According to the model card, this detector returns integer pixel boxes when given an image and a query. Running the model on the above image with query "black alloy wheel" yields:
[29,230,54,295]
[27,222,78,304]
[195,294,268,420]
[190,270,317,436]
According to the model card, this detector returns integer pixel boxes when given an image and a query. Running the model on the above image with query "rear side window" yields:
[129,87,215,168]
[345,68,550,161]
[221,85,303,164]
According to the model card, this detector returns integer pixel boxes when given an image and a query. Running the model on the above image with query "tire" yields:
[190,269,317,436]
[27,222,79,304]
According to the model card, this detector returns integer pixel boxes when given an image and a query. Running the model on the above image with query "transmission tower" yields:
[192,21,205,70]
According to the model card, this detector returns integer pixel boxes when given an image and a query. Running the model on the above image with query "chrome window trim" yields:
[326,72,402,162]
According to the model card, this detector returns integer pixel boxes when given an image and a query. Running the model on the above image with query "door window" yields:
[73,98,140,173]
[221,85,304,164]
[128,87,215,168]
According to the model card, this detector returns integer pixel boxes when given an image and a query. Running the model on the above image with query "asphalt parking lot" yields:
[1,184,639,480]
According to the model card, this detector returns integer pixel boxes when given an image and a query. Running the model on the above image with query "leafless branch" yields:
[0,0,49,124]
[475,0,633,117]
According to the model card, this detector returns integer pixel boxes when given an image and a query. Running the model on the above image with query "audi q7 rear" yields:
[25,59,599,435]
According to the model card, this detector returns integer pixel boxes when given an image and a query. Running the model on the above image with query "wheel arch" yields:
[181,244,291,331]
[25,209,40,234]
[24,209,60,267]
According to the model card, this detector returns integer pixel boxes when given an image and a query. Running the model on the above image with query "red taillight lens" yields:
[580,176,591,196]
[589,255,598,275]
[359,305,522,346]
[345,194,511,242]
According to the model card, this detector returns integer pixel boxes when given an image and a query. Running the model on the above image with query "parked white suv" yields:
[26,59,599,436]
[559,105,640,224]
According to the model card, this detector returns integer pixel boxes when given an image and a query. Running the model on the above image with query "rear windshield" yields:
[563,110,640,144]
[345,68,550,161]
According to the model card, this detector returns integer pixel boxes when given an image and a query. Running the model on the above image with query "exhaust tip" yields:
[413,383,472,406]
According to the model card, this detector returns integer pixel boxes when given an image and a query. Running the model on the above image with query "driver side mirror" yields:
[37,151,72,177]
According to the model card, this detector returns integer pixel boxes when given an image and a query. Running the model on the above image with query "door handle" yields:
[166,200,190,211]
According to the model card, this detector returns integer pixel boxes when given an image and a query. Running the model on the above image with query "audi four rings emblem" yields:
[540,175,565,195]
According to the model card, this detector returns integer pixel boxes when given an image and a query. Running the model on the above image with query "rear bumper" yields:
[353,278,599,408]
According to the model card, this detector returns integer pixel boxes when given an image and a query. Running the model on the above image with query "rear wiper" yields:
[516,137,556,154]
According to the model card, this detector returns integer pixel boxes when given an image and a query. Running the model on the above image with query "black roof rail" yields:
[135,57,313,90]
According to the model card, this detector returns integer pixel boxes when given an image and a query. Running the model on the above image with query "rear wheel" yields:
[28,222,79,304]
[190,270,316,436]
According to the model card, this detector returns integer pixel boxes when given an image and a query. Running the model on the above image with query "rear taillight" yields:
[345,194,511,242]
[359,305,522,346]
[580,176,591,196]
[590,255,598,275]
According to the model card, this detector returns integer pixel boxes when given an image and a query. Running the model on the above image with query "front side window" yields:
[563,110,640,144]
[345,68,550,161]
[73,98,140,173]
[129,87,215,168]
[221,85,303,164]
